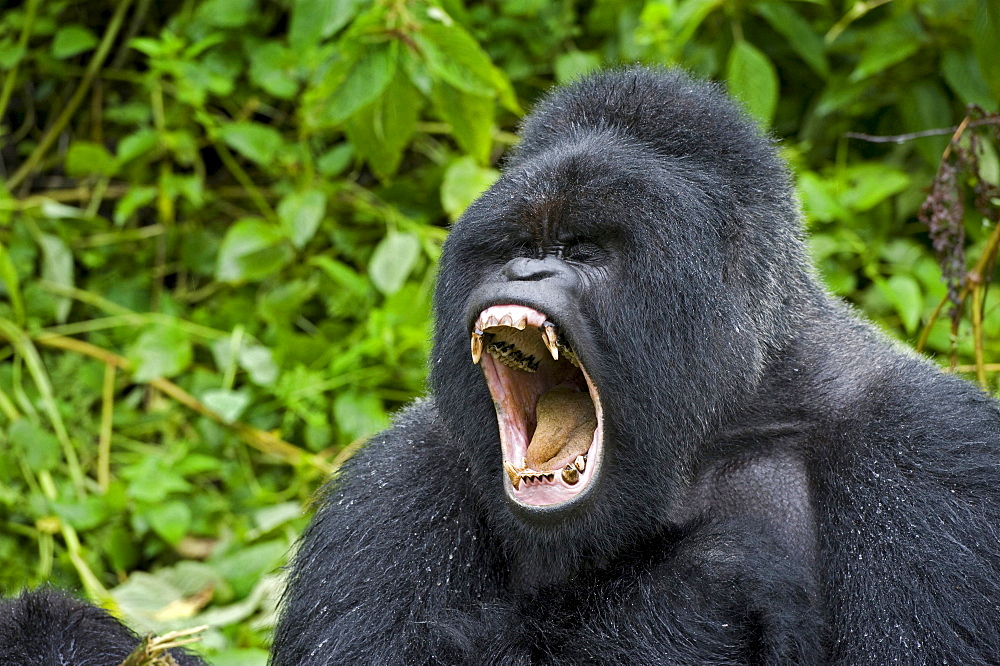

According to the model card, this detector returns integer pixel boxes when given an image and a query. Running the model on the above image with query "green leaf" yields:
[554,51,602,84]
[128,326,194,382]
[899,82,952,166]
[849,15,923,82]
[0,41,26,69]
[251,502,302,535]
[413,23,499,97]
[726,40,778,125]
[238,343,279,386]
[797,172,849,223]
[290,0,365,45]
[942,49,996,111]
[304,43,396,128]
[201,388,251,423]
[65,141,118,178]
[277,189,327,249]
[216,219,293,284]
[146,500,192,546]
[116,127,159,165]
[248,42,299,99]
[441,156,499,220]
[9,420,61,471]
[51,25,99,59]
[113,186,157,226]
[752,3,828,78]
[310,257,369,296]
[344,72,422,180]
[975,138,1000,187]
[258,279,318,327]
[882,274,923,334]
[0,241,24,324]
[973,0,1000,102]
[38,234,73,323]
[840,164,911,212]
[211,541,286,598]
[369,231,421,295]
[219,122,286,167]
[37,200,87,220]
[52,495,110,530]
[432,82,494,165]
[195,0,256,28]
[333,391,387,441]
[317,143,355,177]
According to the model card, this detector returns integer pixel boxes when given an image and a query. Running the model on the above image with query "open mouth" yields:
[471,304,603,507]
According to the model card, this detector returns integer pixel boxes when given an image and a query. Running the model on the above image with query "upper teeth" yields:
[470,305,559,365]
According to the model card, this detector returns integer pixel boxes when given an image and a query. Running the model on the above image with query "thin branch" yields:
[0,0,41,133]
[916,221,1000,352]
[6,0,135,190]
[845,117,999,144]
[32,333,333,474]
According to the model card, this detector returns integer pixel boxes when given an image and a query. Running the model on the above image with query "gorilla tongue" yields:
[526,387,597,470]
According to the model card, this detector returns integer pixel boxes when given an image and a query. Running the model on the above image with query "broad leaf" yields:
[726,40,778,125]
[432,82,494,165]
[278,189,327,249]
[128,326,194,382]
[368,231,420,295]
[51,25,98,59]
[304,42,396,128]
[38,233,73,323]
[65,141,118,178]
[344,72,421,181]
[216,219,293,284]
[441,157,498,220]
[219,122,285,167]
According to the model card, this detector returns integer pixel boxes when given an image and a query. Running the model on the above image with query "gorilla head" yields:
[430,68,818,584]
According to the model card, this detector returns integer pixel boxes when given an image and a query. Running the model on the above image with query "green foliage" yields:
[0,0,997,657]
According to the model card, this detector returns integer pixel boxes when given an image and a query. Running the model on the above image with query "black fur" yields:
[271,67,1000,664]
[0,588,205,665]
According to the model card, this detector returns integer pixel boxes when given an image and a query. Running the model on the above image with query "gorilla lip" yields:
[471,304,603,507]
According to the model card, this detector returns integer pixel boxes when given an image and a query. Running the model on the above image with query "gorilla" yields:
[271,67,1000,664]
[0,588,205,664]
[4,67,1000,665]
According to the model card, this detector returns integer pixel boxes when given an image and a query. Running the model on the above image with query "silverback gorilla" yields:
[5,67,1000,665]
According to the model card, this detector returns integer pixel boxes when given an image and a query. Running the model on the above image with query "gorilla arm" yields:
[270,401,508,665]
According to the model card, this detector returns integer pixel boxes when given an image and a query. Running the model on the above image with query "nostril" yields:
[502,257,559,282]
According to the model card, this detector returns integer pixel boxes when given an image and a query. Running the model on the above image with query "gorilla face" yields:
[430,69,809,580]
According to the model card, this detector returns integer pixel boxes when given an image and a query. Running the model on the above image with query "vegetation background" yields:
[0,0,998,660]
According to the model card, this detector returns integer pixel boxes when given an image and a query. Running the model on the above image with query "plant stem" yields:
[0,0,41,135]
[6,0,135,191]
[33,332,333,474]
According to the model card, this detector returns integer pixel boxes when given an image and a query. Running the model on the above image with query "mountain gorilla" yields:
[271,67,1000,664]
[4,67,1000,664]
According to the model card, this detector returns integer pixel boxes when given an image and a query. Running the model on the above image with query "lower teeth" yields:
[505,454,587,488]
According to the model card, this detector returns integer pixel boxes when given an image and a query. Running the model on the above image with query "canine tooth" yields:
[562,465,579,485]
[574,455,586,473]
[471,333,484,364]
[542,324,559,360]
[515,316,527,330]
[504,461,521,489]
[500,314,513,327]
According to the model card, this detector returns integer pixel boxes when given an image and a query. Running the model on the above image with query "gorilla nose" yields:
[502,256,566,282]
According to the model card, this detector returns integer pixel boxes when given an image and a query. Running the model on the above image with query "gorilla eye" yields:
[563,242,604,264]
